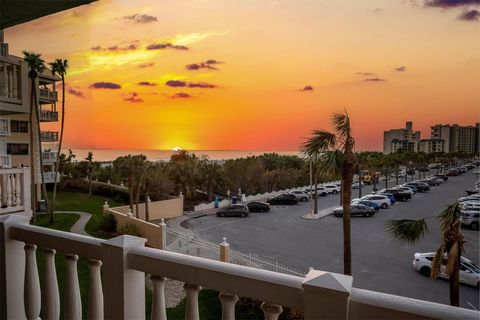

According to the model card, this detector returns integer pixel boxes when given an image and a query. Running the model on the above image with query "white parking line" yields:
[466,301,478,310]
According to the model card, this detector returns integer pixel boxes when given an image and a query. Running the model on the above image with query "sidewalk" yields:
[301,206,335,220]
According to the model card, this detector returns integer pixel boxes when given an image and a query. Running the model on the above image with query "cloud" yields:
[89,82,122,89]
[123,14,158,24]
[186,59,223,70]
[356,72,376,76]
[66,85,86,98]
[146,43,189,50]
[138,62,154,68]
[122,92,144,103]
[299,85,314,91]
[91,43,138,51]
[457,9,480,20]
[372,8,385,13]
[395,66,407,72]
[170,92,193,99]
[364,78,387,82]
[165,80,218,88]
[137,81,157,86]
[424,0,480,8]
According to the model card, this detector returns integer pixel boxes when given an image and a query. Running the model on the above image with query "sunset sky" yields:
[6,0,480,151]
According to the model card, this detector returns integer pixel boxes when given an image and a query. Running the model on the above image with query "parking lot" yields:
[184,170,479,309]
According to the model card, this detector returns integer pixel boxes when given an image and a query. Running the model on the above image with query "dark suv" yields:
[267,194,298,205]
[380,189,411,202]
[404,182,430,193]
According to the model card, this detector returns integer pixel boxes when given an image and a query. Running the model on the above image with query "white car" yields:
[324,184,340,194]
[413,253,480,287]
[394,186,415,195]
[458,194,480,202]
[352,181,363,189]
[360,195,391,209]
[288,190,309,202]
[304,186,328,197]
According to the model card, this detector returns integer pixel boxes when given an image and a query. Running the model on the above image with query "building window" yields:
[10,120,29,133]
[7,143,29,155]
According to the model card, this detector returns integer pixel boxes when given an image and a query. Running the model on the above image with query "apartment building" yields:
[431,123,480,154]
[383,121,421,154]
[418,139,445,154]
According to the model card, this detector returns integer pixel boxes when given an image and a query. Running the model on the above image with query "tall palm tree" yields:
[49,59,68,223]
[23,51,48,223]
[303,111,356,275]
[386,203,465,306]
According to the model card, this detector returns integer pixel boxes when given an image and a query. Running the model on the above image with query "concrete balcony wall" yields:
[0,118,10,136]
[42,151,57,164]
[42,172,60,184]
[40,131,58,142]
[112,197,184,221]
[39,110,58,122]
[38,87,58,103]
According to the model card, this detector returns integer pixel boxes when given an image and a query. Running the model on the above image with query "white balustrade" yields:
[261,302,283,320]
[0,58,20,101]
[184,283,201,320]
[0,118,10,135]
[219,292,239,320]
[0,167,30,215]
[64,254,82,320]
[24,244,41,320]
[88,259,104,320]
[151,276,167,320]
[43,248,60,320]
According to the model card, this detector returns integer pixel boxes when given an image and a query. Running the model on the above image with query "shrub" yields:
[58,178,129,204]
[101,213,117,232]
[119,222,141,237]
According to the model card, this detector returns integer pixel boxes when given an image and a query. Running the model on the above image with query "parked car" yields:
[267,194,298,205]
[413,252,480,287]
[457,167,468,174]
[360,195,391,209]
[426,177,444,185]
[418,179,441,187]
[378,188,411,202]
[246,201,271,212]
[458,194,480,202]
[288,190,309,202]
[446,169,459,176]
[460,210,479,230]
[324,184,340,194]
[403,182,429,193]
[216,204,249,217]
[351,199,380,211]
[394,186,416,195]
[433,174,448,181]
[375,192,396,204]
[304,187,328,197]
[351,181,363,189]
[333,204,375,217]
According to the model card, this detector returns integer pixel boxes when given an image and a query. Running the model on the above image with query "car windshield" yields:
[463,261,480,273]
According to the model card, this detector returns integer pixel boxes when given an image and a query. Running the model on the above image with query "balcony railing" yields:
[39,110,59,122]
[0,154,11,167]
[0,167,31,215]
[43,172,60,184]
[0,214,478,320]
[42,151,58,164]
[0,118,10,136]
[0,57,21,104]
[39,87,58,102]
[40,131,58,142]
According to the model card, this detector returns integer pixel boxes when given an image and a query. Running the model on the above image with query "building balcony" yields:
[0,211,478,320]
[0,154,11,167]
[42,151,57,164]
[42,171,60,183]
[0,118,10,136]
[0,56,22,105]
[0,167,31,215]
[39,110,58,122]
[40,131,58,142]
[39,87,58,103]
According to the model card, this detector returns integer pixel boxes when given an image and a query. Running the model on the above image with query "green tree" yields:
[49,58,68,222]
[386,203,465,306]
[302,111,357,275]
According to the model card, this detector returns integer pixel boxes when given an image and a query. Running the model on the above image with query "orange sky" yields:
[6,0,480,151]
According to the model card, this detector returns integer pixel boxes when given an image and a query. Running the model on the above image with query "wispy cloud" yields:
[122,92,143,103]
[138,62,154,68]
[170,92,193,99]
[395,66,407,72]
[457,9,480,20]
[89,82,122,89]
[424,0,480,8]
[165,80,218,88]
[123,14,158,24]
[91,43,138,51]
[356,72,376,76]
[299,85,314,91]
[186,59,223,71]
[66,85,86,98]
[137,81,157,86]
[146,43,189,50]
[364,78,387,82]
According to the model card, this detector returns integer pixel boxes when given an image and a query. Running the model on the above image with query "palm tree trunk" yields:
[313,173,318,214]
[449,255,460,306]
[395,168,399,186]
[34,84,50,216]
[145,188,150,221]
[385,172,388,189]
[342,166,354,276]
[134,184,140,218]
[29,78,37,223]
[88,174,92,195]
[50,75,65,223]
[358,172,362,198]
[128,178,133,212]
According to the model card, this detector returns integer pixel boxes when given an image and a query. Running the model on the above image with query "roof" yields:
[0,0,97,29]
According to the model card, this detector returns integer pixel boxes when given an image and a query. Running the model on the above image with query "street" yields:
[184,170,480,309]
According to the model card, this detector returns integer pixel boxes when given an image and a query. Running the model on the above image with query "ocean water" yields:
[64,149,301,162]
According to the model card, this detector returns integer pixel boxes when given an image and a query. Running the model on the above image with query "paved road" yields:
[185,170,480,309]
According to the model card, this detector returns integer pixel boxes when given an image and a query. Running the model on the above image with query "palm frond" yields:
[438,202,460,234]
[385,219,428,245]
[431,244,445,279]
[446,242,459,276]
[331,111,353,143]
[301,129,336,158]
[317,150,344,179]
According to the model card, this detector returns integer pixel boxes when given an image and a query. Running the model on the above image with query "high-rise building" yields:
[418,139,445,153]
[431,123,479,154]
[383,121,421,154]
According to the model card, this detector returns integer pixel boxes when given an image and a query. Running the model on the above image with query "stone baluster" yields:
[2,63,7,97]
[219,292,239,320]
[6,174,12,207]
[88,259,103,320]
[7,65,12,98]
[12,64,17,98]
[43,249,60,320]
[24,244,41,320]
[65,254,82,319]
[261,302,283,320]
[184,283,201,320]
[151,276,167,320]
[13,172,20,206]
[0,63,3,96]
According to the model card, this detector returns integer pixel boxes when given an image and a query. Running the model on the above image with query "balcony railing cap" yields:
[102,235,146,250]
[0,214,29,226]
[302,269,353,295]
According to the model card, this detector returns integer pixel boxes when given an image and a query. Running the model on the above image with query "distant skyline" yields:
[6,0,479,151]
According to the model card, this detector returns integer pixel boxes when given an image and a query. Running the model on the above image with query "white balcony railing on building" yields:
[39,87,58,101]
[43,172,60,184]
[0,57,21,104]
[0,118,10,136]
[0,167,31,215]
[0,154,11,167]
[42,151,58,164]
[40,131,58,142]
[39,110,59,122]
[0,215,478,320]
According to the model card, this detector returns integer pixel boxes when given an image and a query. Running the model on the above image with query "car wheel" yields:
[322,193,327,197]
[332,190,338,194]
[381,203,388,209]
[216,213,221,217]
[401,197,407,202]
[471,222,479,230]
[302,197,308,202]
[420,266,431,277]
[241,213,247,218]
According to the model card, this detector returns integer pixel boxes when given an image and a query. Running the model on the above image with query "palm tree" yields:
[49,59,68,223]
[303,111,356,275]
[23,51,48,223]
[386,203,465,306]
